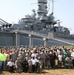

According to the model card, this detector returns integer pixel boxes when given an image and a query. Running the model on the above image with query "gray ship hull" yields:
[0,31,74,47]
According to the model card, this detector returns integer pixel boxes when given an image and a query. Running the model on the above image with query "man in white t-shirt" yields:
[31,56,37,72]
[58,53,63,67]
[71,49,74,67]
[7,59,14,72]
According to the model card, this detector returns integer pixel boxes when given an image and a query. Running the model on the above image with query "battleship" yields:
[0,0,74,47]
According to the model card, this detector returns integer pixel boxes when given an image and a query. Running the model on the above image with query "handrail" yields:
[52,38,74,45]
[11,29,48,38]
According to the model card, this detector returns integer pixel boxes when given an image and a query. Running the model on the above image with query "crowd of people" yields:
[0,46,74,73]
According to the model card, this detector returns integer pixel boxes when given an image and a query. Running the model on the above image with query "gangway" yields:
[0,18,9,25]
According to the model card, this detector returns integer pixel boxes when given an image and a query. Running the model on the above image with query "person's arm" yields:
[7,62,9,66]
[15,61,18,68]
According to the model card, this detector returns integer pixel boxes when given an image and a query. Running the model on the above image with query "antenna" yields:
[52,0,58,13]
[47,0,55,14]
[47,0,51,12]
[52,0,54,14]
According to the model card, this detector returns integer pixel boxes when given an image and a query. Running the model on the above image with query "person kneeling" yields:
[7,59,15,73]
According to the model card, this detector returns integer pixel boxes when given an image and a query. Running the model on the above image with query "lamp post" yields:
[43,38,47,47]
[28,34,32,47]
[15,31,20,46]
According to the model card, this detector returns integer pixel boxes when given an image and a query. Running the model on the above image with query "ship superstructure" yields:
[0,0,70,34]
[0,0,74,47]
[9,0,56,32]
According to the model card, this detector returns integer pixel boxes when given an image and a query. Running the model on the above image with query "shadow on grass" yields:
[35,71,48,74]
[41,71,48,74]
[0,71,4,74]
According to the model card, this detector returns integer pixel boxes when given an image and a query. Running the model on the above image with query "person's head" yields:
[24,58,27,61]
[17,57,20,60]
[38,57,40,60]
[2,51,4,54]
[60,53,62,55]
[10,59,13,62]
[73,49,74,52]
[29,57,32,60]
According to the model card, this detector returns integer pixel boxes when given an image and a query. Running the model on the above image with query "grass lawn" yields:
[0,69,74,75]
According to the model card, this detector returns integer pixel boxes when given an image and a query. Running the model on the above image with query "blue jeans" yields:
[0,61,2,71]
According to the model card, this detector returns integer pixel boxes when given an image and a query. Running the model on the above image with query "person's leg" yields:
[0,61,2,71]
[1,61,4,71]
[29,66,32,72]
[32,65,36,72]
[47,61,50,69]
[72,59,74,67]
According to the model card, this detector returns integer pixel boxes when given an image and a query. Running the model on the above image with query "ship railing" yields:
[52,38,74,45]
[11,29,48,38]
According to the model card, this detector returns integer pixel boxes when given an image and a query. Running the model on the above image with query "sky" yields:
[0,0,74,34]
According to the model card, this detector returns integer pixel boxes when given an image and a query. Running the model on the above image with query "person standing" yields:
[15,58,22,73]
[28,57,32,72]
[21,58,28,72]
[58,53,63,68]
[71,49,74,67]
[31,56,37,72]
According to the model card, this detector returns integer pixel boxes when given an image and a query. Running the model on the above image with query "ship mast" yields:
[52,0,54,14]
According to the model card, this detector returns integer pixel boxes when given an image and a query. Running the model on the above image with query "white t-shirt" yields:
[7,61,14,67]
[28,59,32,66]
[58,55,62,61]
[71,52,74,59]
[31,59,37,65]
[31,53,37,58]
